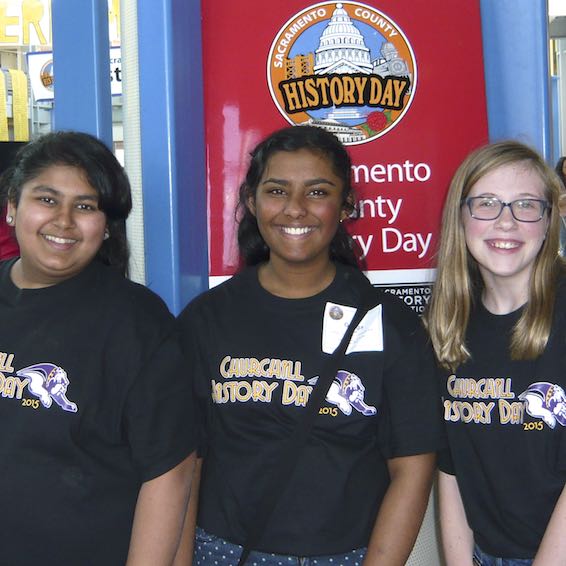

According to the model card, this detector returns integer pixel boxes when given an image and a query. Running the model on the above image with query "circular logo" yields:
[40,60,54,90]
[267,2,417,145]
[329,306,344,320]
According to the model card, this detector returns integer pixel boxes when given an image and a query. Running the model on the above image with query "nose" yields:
[54,204,75,228]
[283,192,307,218]
[494,203,517,228]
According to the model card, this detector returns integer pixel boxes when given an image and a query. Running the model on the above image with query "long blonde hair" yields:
[424,141,565,371]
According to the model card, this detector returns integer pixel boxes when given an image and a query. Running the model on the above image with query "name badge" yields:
[322,302,383,354]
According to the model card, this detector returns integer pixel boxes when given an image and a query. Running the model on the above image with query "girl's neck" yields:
[10,258,54,289]
[258,259,337,299]
[478,265,532,314]
[481,281,528,314]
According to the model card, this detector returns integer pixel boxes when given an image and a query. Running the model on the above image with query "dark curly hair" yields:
[1,131,132,276]
[237,125,360,268]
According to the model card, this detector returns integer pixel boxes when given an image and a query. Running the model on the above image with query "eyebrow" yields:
[472,192,545,199]
[30,185,99,202]
[261,177,337,186]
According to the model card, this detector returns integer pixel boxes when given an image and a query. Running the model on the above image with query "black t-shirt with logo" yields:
[178,264,442,555]
[0,258,197,566]
[439,293,566,559]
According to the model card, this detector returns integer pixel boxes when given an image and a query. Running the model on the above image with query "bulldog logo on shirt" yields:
[0,352,79,413]
[326,369,377,416]
[519,382,566,429]
[16,363,78,413]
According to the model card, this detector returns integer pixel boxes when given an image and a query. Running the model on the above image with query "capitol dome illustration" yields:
[314,3,373,74]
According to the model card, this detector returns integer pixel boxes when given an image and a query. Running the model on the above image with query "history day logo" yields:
[267,1,417,145]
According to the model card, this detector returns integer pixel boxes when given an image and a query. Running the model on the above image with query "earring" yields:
[103,229,110,240]
[6,215,13,225]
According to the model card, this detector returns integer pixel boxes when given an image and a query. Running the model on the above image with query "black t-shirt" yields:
[0,259,197,566]
[178,264,442,555]
[439,294,566,559]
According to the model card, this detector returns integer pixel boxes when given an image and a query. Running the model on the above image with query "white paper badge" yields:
[322,302,383,354]
[347,304,383,354]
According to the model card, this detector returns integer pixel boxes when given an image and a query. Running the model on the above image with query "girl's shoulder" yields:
[178,267,259,320]
[336,265,425,338]
[91,262,174,326]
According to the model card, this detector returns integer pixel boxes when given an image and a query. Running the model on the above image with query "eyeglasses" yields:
[462,196,551,222]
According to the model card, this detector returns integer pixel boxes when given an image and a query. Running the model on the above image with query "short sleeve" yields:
[378,303,444,459]
[177,298,212,457]
[555,427,566,473]
[437,445,455,474]
[123,315,197,482]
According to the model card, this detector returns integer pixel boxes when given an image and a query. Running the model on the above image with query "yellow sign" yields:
[108,0,120,44]
[0,0,120,46]
[0,71,8,140]
[0,0,50,46]
[9,68,29,141]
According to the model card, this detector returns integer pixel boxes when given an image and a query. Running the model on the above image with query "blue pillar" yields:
[51,0,112,146]
[172,0,209,311]
[137,0,208,313]
[480,0,551,158]
[551,75,561,164]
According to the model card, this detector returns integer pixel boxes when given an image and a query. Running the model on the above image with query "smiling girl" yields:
[176,126,442,566]
[0,131,197,566]
[424,141,566,566]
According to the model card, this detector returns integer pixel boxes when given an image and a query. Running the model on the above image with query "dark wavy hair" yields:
[1,131,132,275]
[237,125,360,268]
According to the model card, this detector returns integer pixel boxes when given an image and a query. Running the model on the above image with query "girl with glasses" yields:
[424,141,566,566]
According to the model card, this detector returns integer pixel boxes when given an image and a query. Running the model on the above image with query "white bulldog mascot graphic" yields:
[326,370,377,416]
[519,382,566,429]
[17,362,78,413]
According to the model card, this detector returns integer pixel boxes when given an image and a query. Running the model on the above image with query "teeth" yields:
[282,226,313,235]
[492,241,518,249]
[43,234,76,245]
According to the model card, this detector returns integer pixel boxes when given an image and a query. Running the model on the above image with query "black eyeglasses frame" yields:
[461,196,551,223]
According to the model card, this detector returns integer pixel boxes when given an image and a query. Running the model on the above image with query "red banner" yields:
[202,0,488,292]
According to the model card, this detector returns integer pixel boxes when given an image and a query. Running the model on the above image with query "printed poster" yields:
[201,0,488,311]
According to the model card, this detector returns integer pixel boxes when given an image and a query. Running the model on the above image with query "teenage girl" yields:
[177,126,442,566]
[425,141,566,565]
[0,131,197,565]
